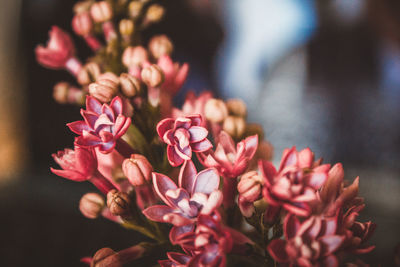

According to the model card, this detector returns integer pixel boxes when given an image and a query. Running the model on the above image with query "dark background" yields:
[0,0,399,266]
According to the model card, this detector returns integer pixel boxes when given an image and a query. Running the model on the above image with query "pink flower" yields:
[268,214,345,267]
[35,26,81,75]
[157,55,189,95]
[159,252,192,267]
[261,147,330,217]
[67,96,131,154]
[51,144,116,194]
[338,205,376,254]
[157,115,212,166]
[237,171,264,217]
[175,214,252,267]
[142,160,223,239]
[198,131,258,179]
[172,91,213,127]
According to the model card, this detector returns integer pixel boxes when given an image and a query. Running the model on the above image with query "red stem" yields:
[223,176,238,208]
[89,170,117,195]
[115,138,136,158]
[84,35,102,51]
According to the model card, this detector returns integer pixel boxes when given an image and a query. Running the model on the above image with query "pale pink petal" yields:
[157,118,174,139]
[188,126,208,143]
[191,139,212,152]
[81,110,99,129]
[101,104,115,121]
[152,172,178,206]
[86,96,102,114]
[167,252,191,264]
[298,148,313,168]
[243,134,258,159]
[67,120,91,134]
[174,117,191,129]
[258,160,277,186]
[174,145,192,161]
[167,145,184,167]
[163,213,192,226]
[193,168,220,194]
[169,225,195,245]
[110,96,123,115]
[200,190,223,214]
[319,235,345,255]
[142,205,175,222]
[308,172,328,189]
[179,160,197,194]
[187,114,202,126]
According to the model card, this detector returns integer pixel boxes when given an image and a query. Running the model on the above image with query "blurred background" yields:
[0,0,399,266]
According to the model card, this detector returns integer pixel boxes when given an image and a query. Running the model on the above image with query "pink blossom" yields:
[67,96,132,155]
[157,55,189,95]
[175,214,252,267]
[172,91,213,127]
[142,160,223,240]
[51,144,116,194]
[261,147,330,218]
[198,131,258,179]
[268,214,344,267]
[35,26,81,75]
[157,115,212,166]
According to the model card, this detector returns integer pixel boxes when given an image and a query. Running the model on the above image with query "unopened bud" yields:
[145,4,164,23]
[78,62,101,85]
[107,189,131,216]
[226,98,247,118]
[119,73,141,98]
[73,1,92,14]
[238,171,263,202]
[53,82,69,104]
[97,72,120,84]
[90,1,113,23]
[148,35,173,59]
[223,116,246,139]
[128,2,143,18]
[79,193,105,219]
[91,247,121,267]
[89,78,119,103]
[72,12,93,36]
[141,64,164,87]
[119,19,134,36]
[204,99,228,123]
[122,46,148,68]
[244,123,264,140]
[122,154,153,186]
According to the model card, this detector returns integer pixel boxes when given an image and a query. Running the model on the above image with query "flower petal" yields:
[142,205,175,222]
[167,145,184,167]
[157,118,174,139]
[188,126,208,143]
[67,120,91,135]
[267,239,289,262]
[243,134,258,159]
[110,96,123,115]
[152,172,178,206]
[169,225,195,245]
[284,214,301,239]
[191,139,212,152]
[50,168,87,181]
[86,95,102,114]
[179,160,197,194]
[193,168,220,194]
[319,235,345,256]
[200,190,223,215]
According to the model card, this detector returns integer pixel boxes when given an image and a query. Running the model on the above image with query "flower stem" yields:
[116,138,136,158]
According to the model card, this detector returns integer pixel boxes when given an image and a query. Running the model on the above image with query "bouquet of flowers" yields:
[35,1,376,266]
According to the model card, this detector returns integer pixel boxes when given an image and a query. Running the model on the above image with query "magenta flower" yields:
[172,91,213,127]
[157,55,189,95]
[268,214,344,267]
[35,26,82,76]
[157,114,212,166]
[159,252,192,267]
[51,144,116,194]
[175,214,252,267]
[198,131,258,179]
[261,147,330,217]
[67,96,132,155]
[142,160,223,239]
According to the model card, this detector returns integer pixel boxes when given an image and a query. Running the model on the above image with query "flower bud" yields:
[119,73,141,97]
[223,116,246,139]
[53,82,70,104]
[77,62,101,85]
[204,99,228,123]
[73,1,92,14]
[128,2,143,18]
[141,64,164,87]
[148,35,173,59]
[244,123,264,140]
[145,4,164,23]
[91,247,121,267]
[119,19,134,36]
[238,171,263,202]
[107,189,131,216]
[122,154,153,186]
[79,193,105,219]
[226,98,247,118]
[122,46,148,68]
[90,1,113,23]
[72,12,93,36]
[97,72,119,84]
[89,78,119,103]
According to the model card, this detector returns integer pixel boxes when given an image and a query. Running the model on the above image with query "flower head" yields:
[198,131,258,178]
[159,252,192,267]
[157,115,212,166]
[35,26,75,69]
[67,96,131,153]
[268,214,344,267]
[261,147,330,217]
[143,160,223,236]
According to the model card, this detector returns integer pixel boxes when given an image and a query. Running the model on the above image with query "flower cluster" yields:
[37,1,376,266]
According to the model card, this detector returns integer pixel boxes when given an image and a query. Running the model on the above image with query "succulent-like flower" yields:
[198,131,258,178]
[35,26,81,75]
[175,214,252,267]
[268,214,345,267]
[51,144,115,194]
[143,160,223,238]
[67,96,131,154]
[261,147,330,217]
[157,55,189,96]
[157,115,212,166]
